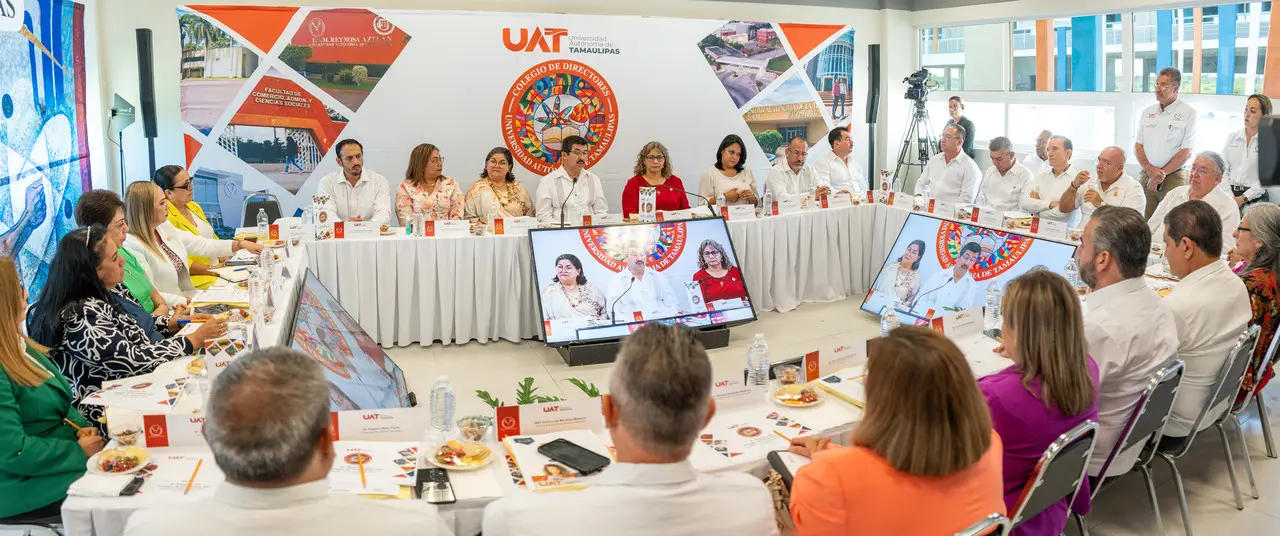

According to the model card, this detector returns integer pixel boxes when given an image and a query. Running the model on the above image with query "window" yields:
[1007,104,1116,150]
[1133,2,1270,95]
[925,100,1007,144]
[919,23,1005,91]
[1011,15,1122,92]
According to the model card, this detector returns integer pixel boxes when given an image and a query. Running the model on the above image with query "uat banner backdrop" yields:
[176,6,859,232]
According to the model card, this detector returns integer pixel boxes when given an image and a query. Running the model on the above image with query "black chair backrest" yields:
[1091,360,1185,491]
[954,513,1011,536]
[1233,327,1280,413]
[1010,420,1098,527]
[1175,325,1261,455]
[243,198,282,226]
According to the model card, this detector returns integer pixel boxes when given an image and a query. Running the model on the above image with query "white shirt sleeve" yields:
[1134,108,1147,147]
[850,160,866,192]
[170,224,234,259]
[1180,107,1198,151]
[534,178,558,224]
[316,175,340,218]
[1147,194,1174,238]
[591,175,609,215]
[1120,182,1147,213]
[371,174,393,226]
[1084,316,1124,386]
[813,158,833,189]
[764,167,785,198]
[698,168,715,200]
[959,160,980,205]
[1020,176,1052,214]
[481,499,512,536]
[913,160,933,195]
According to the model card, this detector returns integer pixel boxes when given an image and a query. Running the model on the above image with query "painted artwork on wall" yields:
[0,0,92,299]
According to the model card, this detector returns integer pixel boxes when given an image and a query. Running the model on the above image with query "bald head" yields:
[1096,146,1126,184]
[785,137,808,169]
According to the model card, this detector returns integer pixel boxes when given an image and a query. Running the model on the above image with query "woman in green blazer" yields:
[0,258,104,521]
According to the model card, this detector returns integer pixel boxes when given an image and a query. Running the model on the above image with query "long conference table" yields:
[309,203,913,347]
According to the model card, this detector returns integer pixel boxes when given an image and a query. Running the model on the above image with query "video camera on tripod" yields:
[903,68,938,103]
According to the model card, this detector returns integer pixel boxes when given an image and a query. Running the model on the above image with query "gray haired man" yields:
[1147,150,1241,252]
[482,324,778,536]
[976,136,1033,210]
[124,348,452,536]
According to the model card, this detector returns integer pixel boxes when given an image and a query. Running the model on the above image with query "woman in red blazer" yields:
[622,141,690,218]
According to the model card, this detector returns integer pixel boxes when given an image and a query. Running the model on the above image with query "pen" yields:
[184,458,203,495]
[63,418,84,431]
[357,450,367,488]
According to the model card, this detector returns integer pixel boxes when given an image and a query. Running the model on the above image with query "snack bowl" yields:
[457,415,494,443]
[774,364,801,386]
[88,446,149,475]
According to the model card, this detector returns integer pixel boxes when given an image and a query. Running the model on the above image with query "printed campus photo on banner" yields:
[743,72,829,163]
[0,0,91,299]
[178,8,260,135]
[697,21,792,109]
[804,29,856,125]
[278,8,412,112]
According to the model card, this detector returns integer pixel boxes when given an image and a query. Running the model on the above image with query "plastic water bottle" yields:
[1064,258,1080,289]
[760,192,773,217]
[716,193,727,209]
[880,305,899,337]
[227,309,247,341]
[746,334,771,387]
[258,245,274,280]
[256,208,268,241]
[976,189,989,208]
[984,281,1002,331]
[429,375,456,432]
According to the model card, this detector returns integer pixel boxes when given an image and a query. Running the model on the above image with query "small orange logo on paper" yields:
[493,219,505,235]
[503,27,568,53]
[424,220,435,236]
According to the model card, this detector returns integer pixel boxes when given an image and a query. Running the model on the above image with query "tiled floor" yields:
[386,295,1280,535]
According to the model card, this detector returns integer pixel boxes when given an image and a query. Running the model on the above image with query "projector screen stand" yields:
[555,325,732,367]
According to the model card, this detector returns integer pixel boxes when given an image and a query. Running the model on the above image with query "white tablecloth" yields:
[308,204,912,347]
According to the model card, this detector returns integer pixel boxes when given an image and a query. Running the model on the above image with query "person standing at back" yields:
[1075,206,1178,479]
[124,347,453,536]
[981,270,1099,536]
[1136,67,1197,218]
[945,96,976,159]
[482,323,777,536]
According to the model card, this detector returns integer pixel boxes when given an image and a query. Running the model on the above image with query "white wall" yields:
[95,0,902,194]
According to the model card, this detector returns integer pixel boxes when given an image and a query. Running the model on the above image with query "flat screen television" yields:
[862,213,1079,324]
[288,269,413,410]
[529,218,757,345]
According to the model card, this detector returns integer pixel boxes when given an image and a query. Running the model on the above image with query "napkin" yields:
[67,474,135,497]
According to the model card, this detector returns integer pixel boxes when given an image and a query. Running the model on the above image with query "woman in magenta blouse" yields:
[622,141,690,218]
[691,239,747,303]
[981,270,1099,536]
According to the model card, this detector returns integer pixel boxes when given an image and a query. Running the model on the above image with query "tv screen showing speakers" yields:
[862,213,1079,324]
[530,218,757,345]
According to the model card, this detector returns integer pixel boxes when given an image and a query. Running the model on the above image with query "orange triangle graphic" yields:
[189,5,299,55]
[777,23,846,62]
[183,134,202,169]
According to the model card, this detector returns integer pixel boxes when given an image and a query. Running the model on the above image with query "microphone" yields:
[908,278,953,315]
[656,184,716,214]
[559,175,580,228]
[610,276,636,325]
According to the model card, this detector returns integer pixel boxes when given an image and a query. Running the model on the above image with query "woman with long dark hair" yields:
[874,239,926,306]
[463,147,535,226]
[27,226,226,422]
[697,134,759,206]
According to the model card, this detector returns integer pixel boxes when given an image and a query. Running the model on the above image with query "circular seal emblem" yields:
[344,452,373,465]
[737,426,762,438]
[502,60,618,175]
[307,17,326,38]
[935,222,1034,281]
[578,223,687,273]
[372,16,394,36]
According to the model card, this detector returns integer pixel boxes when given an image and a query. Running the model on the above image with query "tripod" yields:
[892,99,938,191]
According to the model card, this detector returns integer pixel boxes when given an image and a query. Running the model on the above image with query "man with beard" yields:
[316,139,392,225]
[1075,205,1178,479]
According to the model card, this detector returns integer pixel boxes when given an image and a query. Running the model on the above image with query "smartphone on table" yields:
[537,438,612,475]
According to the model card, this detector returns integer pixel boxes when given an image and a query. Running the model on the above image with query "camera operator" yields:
[945,96,976,159]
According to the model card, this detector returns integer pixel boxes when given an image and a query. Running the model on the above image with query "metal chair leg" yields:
[1140,465,1165,536]
[1158,453,1194,536]
[1215,423,1245,510]
[1075,512,1090,536]
[1258,396,1276,458]
[1234,417,1260,499]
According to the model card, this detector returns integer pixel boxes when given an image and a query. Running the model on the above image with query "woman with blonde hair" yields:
[621,141,690,218]
[789,327,1005,535]
[0,257,104,523]
[982,271,1099,535]
[395,143,464,225]
[121,181,260,305]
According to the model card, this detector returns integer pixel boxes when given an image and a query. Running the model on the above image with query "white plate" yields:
[426,447,496,472]
[771,386,824,408]
[87,448,150,476]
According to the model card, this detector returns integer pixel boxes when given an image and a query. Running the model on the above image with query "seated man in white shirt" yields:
[1023,129,1052,175]
[1158,200,1251,442]
[1019,135,1078,222]
[482,323,779,536]
[607,241,680,322]
[536,135,608,226]
[910,241,980,315]
[1057,146,1146,226]
[914,124,980,204]
[976,136,1032,210]
[765,136,829,202]
[316,139,393,225]
[814,126,866,193]
[1076,206,1179,478]
[1148,151,1242,252]
[124,348,452,536]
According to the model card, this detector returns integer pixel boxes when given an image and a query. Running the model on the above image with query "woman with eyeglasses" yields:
[541,254,606,320]
[691,239,746,303]
[1232,203,1280,402]
[395,143,464,225]
[154,166,221,290]
[121,182,262,306]
[622,142,690,219]
[27,226,227,424]
[464,147,535,226]
[1221,94,1272,208]
[698,134,759,207]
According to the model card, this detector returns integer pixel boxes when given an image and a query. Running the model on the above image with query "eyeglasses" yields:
[1156,83,1178,91]
[644,155,665,161]
[569,150,589,158]
[171,183,193,191]
[487,159,509,166]
[429,157,445,164]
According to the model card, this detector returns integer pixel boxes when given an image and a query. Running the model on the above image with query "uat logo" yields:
[543,405,561,413]
[504,27,568,52]
[363,414,381,420]
[715,380,732,388]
